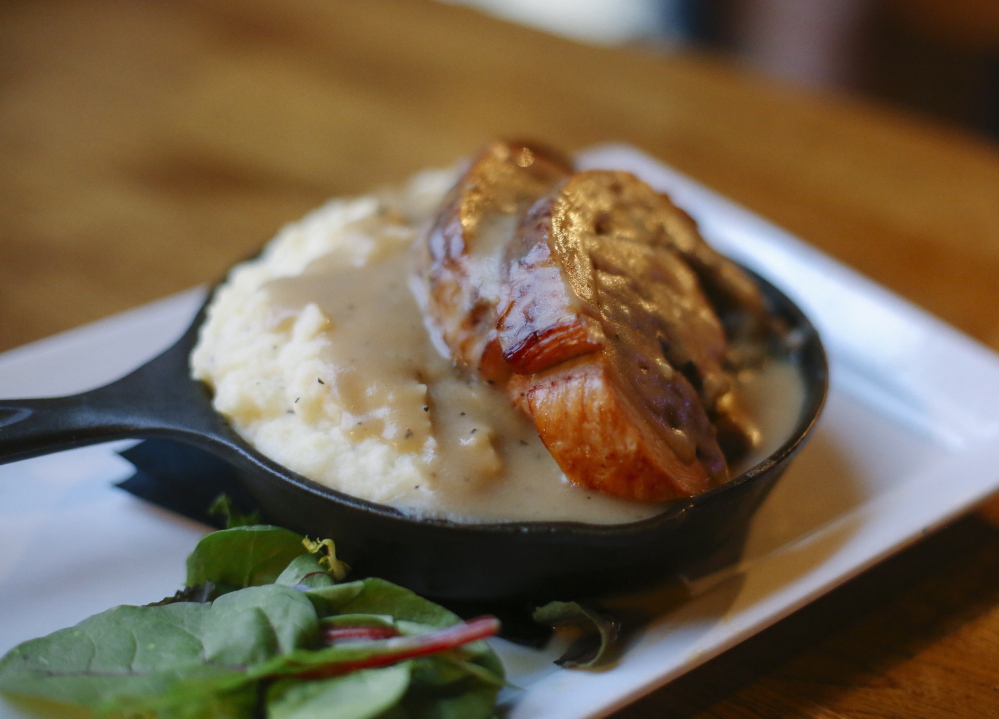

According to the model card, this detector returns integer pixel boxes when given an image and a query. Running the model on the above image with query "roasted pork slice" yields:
[649,197,769,343]
[508,356,718,500]
[497,170,764,500]
[417,140,573,380]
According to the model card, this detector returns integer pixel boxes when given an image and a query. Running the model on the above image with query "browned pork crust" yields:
[419,147,770,501]
[418,140,573,380]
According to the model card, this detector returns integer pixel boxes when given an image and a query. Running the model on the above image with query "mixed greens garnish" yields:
[0,519,504,718]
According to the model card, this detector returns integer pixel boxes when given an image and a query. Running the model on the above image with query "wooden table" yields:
[2,1,999,716]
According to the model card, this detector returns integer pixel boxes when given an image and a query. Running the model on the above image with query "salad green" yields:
[532,601,620,669]
[0,524,503,719]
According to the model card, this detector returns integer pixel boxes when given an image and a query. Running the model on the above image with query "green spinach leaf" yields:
[208,494,261,528]
[533,600,620,668]
[0,584,317,713]
[267,664,411,719]
[276,554,337,589]
[185,525,307,592]
[325,578,460,628]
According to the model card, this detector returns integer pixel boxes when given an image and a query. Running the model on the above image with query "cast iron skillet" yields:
[0,270,827,603]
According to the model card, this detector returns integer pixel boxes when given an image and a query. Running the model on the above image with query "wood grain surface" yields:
[2,1,999,717]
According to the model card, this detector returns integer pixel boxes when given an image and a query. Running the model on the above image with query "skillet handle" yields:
[0,336,225,466]
[0,391,127,464]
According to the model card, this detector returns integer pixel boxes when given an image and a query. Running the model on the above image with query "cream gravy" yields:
[263,236,805,524]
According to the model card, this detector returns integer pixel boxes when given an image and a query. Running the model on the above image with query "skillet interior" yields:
[160,266,828,603]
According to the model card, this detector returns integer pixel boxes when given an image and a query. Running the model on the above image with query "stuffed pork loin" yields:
[418,141,772,502]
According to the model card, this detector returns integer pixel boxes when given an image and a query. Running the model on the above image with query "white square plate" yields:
[2,145,998,719]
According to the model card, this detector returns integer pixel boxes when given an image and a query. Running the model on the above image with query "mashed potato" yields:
[190,169,461,508]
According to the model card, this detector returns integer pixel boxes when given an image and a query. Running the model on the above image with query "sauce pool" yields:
[264,243,805,524]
